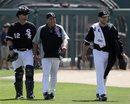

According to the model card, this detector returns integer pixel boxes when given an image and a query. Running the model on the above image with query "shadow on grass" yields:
[0,98,16,101]
[72,99,119,102]
[0,98,47,101]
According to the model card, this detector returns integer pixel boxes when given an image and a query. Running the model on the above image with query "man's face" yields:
[99,16,109,25]
[19,14,28,22]
[47,17,56,28]
[3,26,9,33]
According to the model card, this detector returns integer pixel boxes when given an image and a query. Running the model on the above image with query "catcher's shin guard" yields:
[14,66,23,99]
[25,65,34,99]
[14,82,23,99]
[25,81,34,99]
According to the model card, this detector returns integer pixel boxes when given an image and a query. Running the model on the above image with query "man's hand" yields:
[122,53,128,59]
[82,45,88,63]
[59,48,66,57]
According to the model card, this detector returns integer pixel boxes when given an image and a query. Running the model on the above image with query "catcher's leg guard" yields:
[14,82,23,99]
[25,65,34,99]
[14,66,24,99]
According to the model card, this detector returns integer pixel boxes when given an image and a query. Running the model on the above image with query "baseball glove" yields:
[7,52,18,62]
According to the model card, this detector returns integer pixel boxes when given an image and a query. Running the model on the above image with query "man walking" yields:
[6,5,36,99]
[33,12,69,100]
[82,10,126,101]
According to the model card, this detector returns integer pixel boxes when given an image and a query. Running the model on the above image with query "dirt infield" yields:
[1,68,130,88]
[60,69,130,88]
[35,68,130,88]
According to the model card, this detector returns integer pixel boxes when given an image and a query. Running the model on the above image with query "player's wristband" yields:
[9,46,13,51]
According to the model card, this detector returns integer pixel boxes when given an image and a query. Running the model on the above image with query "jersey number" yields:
[14,33,20,38]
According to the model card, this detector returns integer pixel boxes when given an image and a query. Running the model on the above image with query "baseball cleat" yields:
[27,94,35,99]
[43,92,50,100]
[49,93,55,99]
[96,93,99,100]
[15,95,24,100]
[97,94,107,101]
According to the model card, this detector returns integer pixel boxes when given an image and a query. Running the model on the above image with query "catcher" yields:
[6,5,36,99]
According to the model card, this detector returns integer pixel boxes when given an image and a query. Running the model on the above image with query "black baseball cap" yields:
[46,12,56,19]
[98,10,109,17]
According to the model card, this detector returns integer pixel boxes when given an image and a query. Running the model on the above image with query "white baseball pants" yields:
[41,58,60,94]
[12,49,34,70]
[93,49,109,95]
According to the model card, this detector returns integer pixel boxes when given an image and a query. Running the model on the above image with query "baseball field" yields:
[0,69,130,104]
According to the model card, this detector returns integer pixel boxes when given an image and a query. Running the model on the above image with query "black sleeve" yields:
[112,26,124,54]
[6,25,14,41]
[31,25,37,40]
[84,27,94,46]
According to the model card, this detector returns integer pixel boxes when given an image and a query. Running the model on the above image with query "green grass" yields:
[0,69,42,77]
[0,79,130,104]
[0,70,130,104]
[0,69,14,77]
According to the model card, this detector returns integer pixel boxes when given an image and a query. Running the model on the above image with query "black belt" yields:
[95,48,109,52]
[17,48,29,51]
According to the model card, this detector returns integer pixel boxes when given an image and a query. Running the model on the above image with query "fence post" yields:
[69,15,76,66]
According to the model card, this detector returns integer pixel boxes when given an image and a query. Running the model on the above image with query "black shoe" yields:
[49,93,54,99]
[27,94,35,99]
[98,94,107,101]
[43,92,50,100]
[16,94,23,100]
[96,93,99,100]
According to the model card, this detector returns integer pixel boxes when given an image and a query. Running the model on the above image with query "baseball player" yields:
[33,12,69,100]
[82,10,126,101]
[6,5,36,99]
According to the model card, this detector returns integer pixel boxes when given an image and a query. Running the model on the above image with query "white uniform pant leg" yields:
[12,50,34,70]
[93,49,108,95]
[42,58,52,93]
[50,58,60,93]
[22,50,34,67]
[12,51,23,70]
